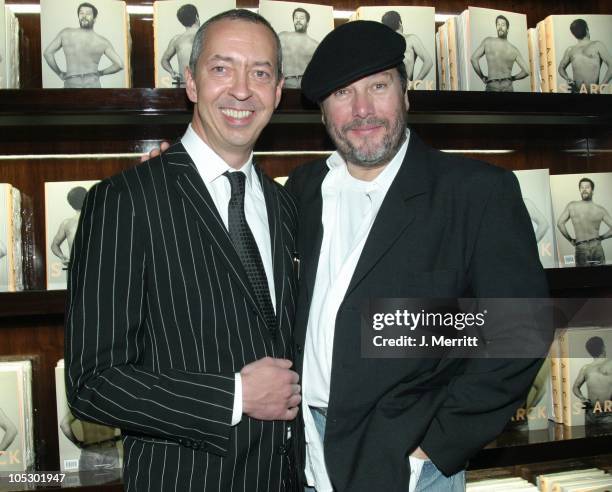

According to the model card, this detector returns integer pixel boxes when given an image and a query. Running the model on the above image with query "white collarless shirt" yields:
[302,131,410,491]
[181,125,276,424]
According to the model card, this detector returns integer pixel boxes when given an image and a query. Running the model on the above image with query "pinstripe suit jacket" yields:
[65,143,299,492]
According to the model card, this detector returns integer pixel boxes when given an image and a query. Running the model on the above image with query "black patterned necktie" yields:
[224,171,277,333]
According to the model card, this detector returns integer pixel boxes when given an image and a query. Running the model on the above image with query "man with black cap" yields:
[286,20,547,491]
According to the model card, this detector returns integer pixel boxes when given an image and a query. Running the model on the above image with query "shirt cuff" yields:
[231,373,242,426]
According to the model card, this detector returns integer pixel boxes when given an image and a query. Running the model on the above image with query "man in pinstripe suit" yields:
[65,10,301,491]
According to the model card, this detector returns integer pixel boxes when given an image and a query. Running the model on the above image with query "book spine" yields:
[558,328,571,425]
[549,331,563,424]
[527,28,539,93]
[537,21,549,93]
[436,31,444,90]
[545,16,557,93]
[446,17,459,91]
[6,185,15,291]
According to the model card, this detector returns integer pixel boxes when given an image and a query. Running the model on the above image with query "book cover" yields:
[40,0,130,88]
[153,0,235,88]
[0,361,33,472]
[545,15,612,94]
[45,180,98,290]
[513,169,557,268]
[258,0,334,89]
[550,172,612,267]
[465,6,531,92]
[560,326,612,427]
[353,6,436,91]
[506,357,552,431]
[55,360,122,472]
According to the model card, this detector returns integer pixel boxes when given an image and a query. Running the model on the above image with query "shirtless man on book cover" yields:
[470,14,530,92]
[43,2,124,88]
[50,186,88,267]
[558,18,612,94]
[278,7,319,89]
[381,10,433,83]
[573,336,612,426]
[160,4,200,87]
[557,177,612,267]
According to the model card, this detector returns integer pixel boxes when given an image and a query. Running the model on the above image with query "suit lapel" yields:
[344,134,433,298]
[164,143,267,325]
[301,164,329,305]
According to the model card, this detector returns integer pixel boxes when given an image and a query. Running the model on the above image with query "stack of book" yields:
[437,6,531,92]
[537,468,612,491]
[0,183,23,292]
[467,476,539,490]
[538,15,612,94]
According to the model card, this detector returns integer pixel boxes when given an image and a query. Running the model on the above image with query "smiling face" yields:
[78,6,96,29]
[321,68,408,172]
[496,18,508,39]
[579,181,593,201]
[293,11,308,33]
[185,19,283,167]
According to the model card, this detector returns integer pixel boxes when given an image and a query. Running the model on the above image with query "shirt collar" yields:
[326,129,410,193]
[181,124,255,188]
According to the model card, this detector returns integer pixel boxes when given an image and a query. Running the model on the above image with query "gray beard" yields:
[327,114,407,168]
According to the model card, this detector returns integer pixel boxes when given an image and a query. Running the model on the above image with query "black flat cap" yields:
[301,20,406,103]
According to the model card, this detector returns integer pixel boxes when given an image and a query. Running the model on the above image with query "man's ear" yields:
[404,91,410,112]
[185,67,197,103]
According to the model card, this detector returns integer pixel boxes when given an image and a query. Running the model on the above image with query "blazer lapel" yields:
[164,143,266,325]
[344,134,433,298]
[300,164,329,305]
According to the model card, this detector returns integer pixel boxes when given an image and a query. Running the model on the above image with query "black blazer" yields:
[65,143,298,491]
[286,133,548,491]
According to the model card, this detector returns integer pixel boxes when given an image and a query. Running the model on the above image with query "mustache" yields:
[342,118,389,132]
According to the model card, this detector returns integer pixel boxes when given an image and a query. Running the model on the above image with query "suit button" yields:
[295,344,302,353]
[277,444,288,455]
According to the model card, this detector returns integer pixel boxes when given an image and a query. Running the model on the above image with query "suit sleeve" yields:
[65,179,235,456]
[420,170,550,474]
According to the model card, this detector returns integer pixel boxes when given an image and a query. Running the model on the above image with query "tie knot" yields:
[224,171,246,198]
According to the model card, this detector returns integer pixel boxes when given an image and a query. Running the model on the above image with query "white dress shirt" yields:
[302,132,423,491]
[181,125,276,425]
